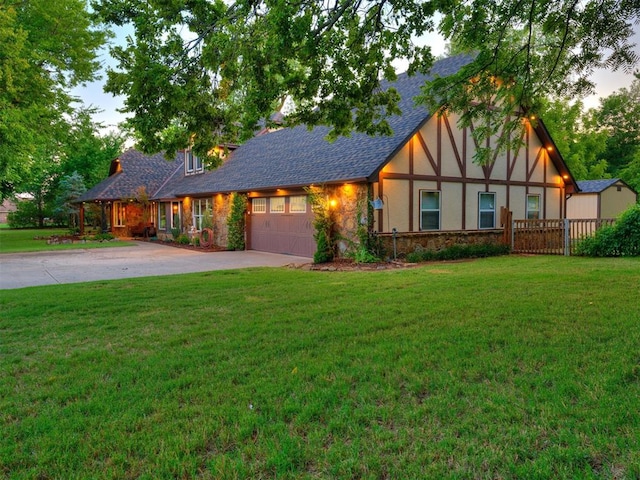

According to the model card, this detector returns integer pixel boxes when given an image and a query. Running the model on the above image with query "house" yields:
[76,150,183,235]
[0,198,17,223]
[566,179,637,220]
[77,54,578,258]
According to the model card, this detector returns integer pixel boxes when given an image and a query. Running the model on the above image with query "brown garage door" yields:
[248,196,316,257]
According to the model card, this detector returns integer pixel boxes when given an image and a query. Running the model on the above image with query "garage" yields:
[248,195,316,257]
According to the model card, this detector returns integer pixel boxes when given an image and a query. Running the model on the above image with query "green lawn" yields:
[1,256,639,479]
[0,228,135,253]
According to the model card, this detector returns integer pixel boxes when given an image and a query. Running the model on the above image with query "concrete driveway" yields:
[0,242,312,289]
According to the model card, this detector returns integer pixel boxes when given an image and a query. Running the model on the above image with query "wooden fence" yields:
[511,218,615,255]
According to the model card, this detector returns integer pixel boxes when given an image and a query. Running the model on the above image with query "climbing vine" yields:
[305,186,336,263]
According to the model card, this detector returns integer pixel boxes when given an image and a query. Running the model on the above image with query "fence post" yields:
[511,219,515,251]
[564,218,570,256]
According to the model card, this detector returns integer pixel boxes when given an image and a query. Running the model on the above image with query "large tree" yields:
[596,77,640,176]
[94,0,639,163]
[0,0,109,200]
[539,98,609,180]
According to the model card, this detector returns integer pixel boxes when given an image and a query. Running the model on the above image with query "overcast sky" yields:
[73,25,640,136]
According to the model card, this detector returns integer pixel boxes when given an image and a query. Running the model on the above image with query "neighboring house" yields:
[566,179,638,220]
[77,54,579,258]
[0,198,17,223]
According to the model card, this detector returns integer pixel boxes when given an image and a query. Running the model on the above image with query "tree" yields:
[94,0,639,163]
[60,109,124,189]
[595,77,640,176]
[10,113,123,228]
[0,0,109,200]
[53,172,87,230]
[539,98,609,180]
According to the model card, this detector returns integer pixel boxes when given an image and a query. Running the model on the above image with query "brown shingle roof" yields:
[76,149,182,202]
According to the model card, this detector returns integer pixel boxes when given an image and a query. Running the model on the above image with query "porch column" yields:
[79,205,85,235]
[101,202,107,233]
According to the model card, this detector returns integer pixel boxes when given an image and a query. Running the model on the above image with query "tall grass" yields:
[2,256,639,479]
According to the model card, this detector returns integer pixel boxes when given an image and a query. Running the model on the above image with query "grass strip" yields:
[1,255,639,479]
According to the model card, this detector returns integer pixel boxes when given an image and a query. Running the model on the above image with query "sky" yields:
[73,25,640,136]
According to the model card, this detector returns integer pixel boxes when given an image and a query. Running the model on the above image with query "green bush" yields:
[406,243,511,263]
[352,246,380,264]
[313,228,334,264]
[575,204,640,257]
[92,232,115,241]
[176,234,190,245]
[227,193,247,251]
[7,201,41,228]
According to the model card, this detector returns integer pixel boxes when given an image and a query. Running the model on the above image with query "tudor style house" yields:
[77,54,579,258]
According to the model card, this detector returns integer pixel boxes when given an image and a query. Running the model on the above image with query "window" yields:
[158,203,167,230]
[185,149,203,175]
[270,197,285,213]
[252,198,266,213]
[526,194,540,219]
[114,201,126,227]
[478,192,496,229]
[290,195,307,213]
[192,198,212,230]
[420,191,440,230]
[171,201,181,229]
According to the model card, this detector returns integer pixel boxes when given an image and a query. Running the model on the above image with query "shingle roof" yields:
[77,149,182,202]
[174,53,476,196]
[576,179,622,194]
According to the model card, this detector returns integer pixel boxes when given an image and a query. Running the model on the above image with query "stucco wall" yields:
[600,184,637,219]
[373,112,567,233]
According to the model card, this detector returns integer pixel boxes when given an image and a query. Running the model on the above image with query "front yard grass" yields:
[0,228,135,253]
[1,255,639,479]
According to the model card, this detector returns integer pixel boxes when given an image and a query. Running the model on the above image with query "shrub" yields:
[7,201,41,228]
[406,243,511,263]
[227,193,247,251]
[575,204,640,257]
[93,232,115,241]
[176,234,190,245]
[353,248,380,264]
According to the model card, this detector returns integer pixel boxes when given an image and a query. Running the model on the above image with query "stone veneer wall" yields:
[377,230,506,258]
[324,183,370,256]
[212,193,232,248]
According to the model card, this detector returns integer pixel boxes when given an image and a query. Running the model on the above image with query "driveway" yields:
[0,242,312,289]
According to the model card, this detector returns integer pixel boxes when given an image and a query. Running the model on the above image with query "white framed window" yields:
[270,197,285,213]
[478,192,496,229]
[192,198,212,230]
[527,194,541,219]
[252,198,266,213]
[171,201,181,229]
[289,195,307,213]
[420,191,441,230]
[185,149,203,175]
[114,201,126,227]
[158,203,167,230]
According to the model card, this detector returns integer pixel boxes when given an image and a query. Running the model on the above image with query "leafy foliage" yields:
[575,204,640,257]
[596,78,640,176]
[0,0,109,200]
[94,0,639,164]
[305,187,336,263]
[227,193,247,251]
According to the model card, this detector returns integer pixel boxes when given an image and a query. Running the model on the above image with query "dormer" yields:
[184,148,204,176]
